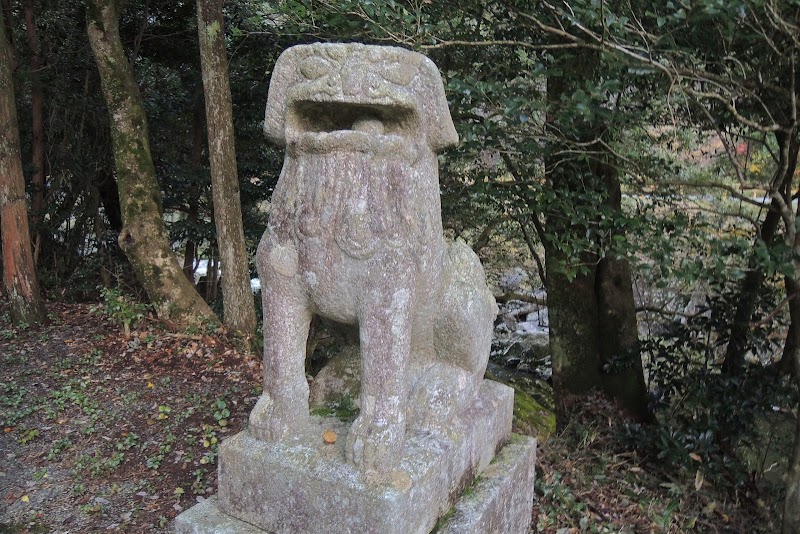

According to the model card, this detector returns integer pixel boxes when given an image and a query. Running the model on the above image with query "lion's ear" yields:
[264,46,306,146]
[414,56,459,153]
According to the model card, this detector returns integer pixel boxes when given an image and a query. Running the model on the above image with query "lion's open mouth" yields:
[287,99,417,136]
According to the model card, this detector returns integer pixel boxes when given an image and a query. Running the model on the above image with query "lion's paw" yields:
[345,413,406,474]
[248,393,307,442]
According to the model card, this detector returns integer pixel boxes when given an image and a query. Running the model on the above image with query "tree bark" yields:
[183,89,204,284]
[596,166,652,422]
[597,254,652,421]
[0,7,45,325]
[780,277,800,377]
[23,0,44,260]
[196,0,256,337]
[544,241,603,426]
[544,48,649,426]
[782,340,800,534]
[724,131,799,374]
[1,0,13,62]
[91,185,112,288]
[205,252,219,301]
[96,172,123,233]
[86,0,217,328]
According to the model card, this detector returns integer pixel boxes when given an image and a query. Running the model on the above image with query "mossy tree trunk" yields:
[86,0,217,329]
[544,239,603,425]
[544,50,650,427]
[197,0,256,338]
[0,7,45,325]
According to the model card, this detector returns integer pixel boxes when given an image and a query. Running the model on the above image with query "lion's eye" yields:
[298,56,331,80]
[380,61,418,86]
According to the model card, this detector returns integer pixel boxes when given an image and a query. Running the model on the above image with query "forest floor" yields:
[0,300,777,533]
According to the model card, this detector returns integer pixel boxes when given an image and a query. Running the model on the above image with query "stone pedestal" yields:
[174,380,536,534]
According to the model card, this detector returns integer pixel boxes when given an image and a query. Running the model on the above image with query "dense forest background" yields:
[1,0,800,532]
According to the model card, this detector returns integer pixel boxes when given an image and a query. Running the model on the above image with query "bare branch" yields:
[420,40,594,51]
[514,215,547,286]
[656,179,773,208]
[494,291,547,306]
[471,214,508,253]
[753,289,798,327]
[683,86,782,133]
[636,305,701,319]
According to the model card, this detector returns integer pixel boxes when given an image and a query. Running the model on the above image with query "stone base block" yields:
[174,433,536,534]
[436,435,536,534]
[174,497,260,534]
[175,380,514,534]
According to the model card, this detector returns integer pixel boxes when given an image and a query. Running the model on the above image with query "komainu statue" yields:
[249,43,498,474]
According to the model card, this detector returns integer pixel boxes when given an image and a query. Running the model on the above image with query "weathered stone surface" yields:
[174,497,262,534]
[436,435,537,534]
[174,44,534,534]
[174,427,536,534]
[175,438,534,534]
[309,345,361,409]
[250,42,498,474]
[218,380,512,534]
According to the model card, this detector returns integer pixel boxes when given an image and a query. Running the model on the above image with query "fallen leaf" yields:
[689,452,702,462]
[694,469,704,491]
[323,430,337,444]
[21,495,29,503]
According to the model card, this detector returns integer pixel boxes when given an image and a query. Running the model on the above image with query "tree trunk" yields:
[779,277,800,377]
[196,0,256,337]
[545,241,603,426]
[544,49,649,426]
[182,186,199,283]
[782,340,800,534]
[596,166,652,421]
[205,252,219,301]
[183,89,204,284]
[86,0,217,328]
[96,171,123,233]
[23,0,44,260]
[90,183,113,288]
[0,7,45,325]
[1,0,13,62]
[724,131,799,374]
[597,254,652,421]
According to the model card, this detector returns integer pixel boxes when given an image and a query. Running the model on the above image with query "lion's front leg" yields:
[249,238,312,442]
[346,253,414,474]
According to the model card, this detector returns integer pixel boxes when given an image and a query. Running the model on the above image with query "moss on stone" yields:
[486,371,555,440]
[511,383,555,440]
[430,507,456,533]
[310,393,359,422]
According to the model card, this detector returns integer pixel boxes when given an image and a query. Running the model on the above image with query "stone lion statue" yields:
[249,43,497,474]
